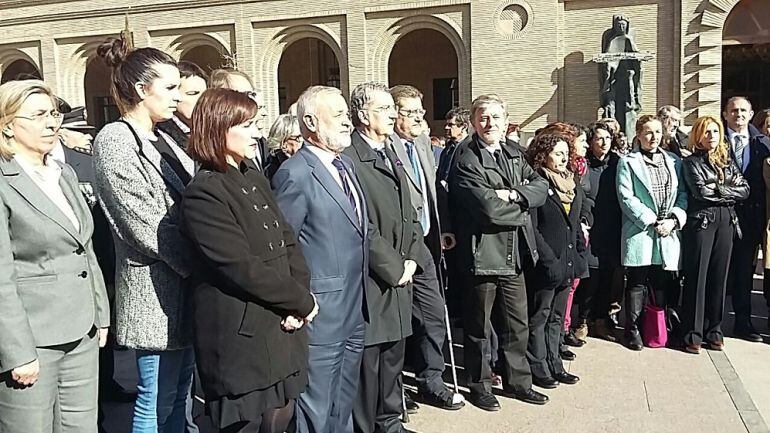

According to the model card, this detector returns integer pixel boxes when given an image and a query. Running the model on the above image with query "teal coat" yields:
[616,149,687,270]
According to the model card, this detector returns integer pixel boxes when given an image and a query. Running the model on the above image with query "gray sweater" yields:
[93,120,195,350]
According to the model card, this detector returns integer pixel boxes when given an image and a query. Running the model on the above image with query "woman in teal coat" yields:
[616,114,687,350]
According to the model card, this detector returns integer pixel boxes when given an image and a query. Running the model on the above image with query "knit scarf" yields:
[541,167,576,205]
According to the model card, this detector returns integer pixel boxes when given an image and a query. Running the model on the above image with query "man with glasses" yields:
[344,82,420,433]
[387,85,464,412]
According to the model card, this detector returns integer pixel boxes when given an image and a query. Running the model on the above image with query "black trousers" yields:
[728,224,762,327]
[682,207,735,346]
[526,282,569,380]
[353,339,406,433]
[463,273,531,394]
[407,248,448,396]
[576,263,625,321]
[625,265,671,330]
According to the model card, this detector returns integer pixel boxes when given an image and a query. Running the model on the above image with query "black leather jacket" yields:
[682,150,749,213]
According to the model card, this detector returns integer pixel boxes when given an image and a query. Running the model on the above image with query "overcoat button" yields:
[253,204,259,211]
[263,223,269,230]
[241,188,248,194]
[279,240,285,247]
[268,242,274,251]
[273,220,280,228]
[263,204,269,210]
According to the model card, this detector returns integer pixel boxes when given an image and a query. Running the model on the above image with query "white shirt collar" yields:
[14,152,62,183]
[357,129,387,150]
[172,115,190,135]
[306,143,338,164]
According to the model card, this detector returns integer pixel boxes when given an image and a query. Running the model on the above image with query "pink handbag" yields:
[641,288,668,348]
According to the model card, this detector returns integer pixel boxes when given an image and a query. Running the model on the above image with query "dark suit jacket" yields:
[343,130,422,345]
[0,158,109,373]
[272,146,368,345]
[529,173,588,291]
[181,163,315,398]
[157,118,189,151]
[726,124,770,236]
[436,134,472,234]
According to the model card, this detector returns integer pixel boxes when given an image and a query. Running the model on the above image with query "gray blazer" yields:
[93,120,195,351]
[389,133,440,228]
[0,157,109,373]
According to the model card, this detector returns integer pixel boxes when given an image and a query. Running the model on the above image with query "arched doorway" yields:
[180,45,227,72]
[1,58,41,84]
[388,29,459,135]
[722,0,770,110]
[277,38,340,113]
[83,56,117,130]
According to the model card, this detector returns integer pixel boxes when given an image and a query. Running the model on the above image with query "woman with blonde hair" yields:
[0,79,109,432]
[680,115,748,354]
[264,114,302,178]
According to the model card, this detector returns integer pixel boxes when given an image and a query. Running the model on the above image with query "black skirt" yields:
[207,369,308,429]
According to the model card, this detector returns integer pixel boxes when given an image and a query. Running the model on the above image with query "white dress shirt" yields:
[14,154,80,232]
[306,144,362,223]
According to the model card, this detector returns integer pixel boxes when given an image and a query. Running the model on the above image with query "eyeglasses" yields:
[15,111,64,125]
[286,135,302,143]
[398,108,426,118]
[445,122,463,127]
[368,105,396,114]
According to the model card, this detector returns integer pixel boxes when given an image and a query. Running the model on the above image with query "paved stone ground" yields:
[102,287,770,433]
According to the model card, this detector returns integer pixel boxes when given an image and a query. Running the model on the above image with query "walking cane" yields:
[438,253,460,394]
[401,386,410,423]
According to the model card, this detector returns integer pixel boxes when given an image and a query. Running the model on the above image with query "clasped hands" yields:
[281,294,319,332]
[654,218,677,237]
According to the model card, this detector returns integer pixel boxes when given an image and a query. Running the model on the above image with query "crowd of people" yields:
[1,34,770,433]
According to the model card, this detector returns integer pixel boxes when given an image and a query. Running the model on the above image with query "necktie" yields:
[734,135,747,171]
[374,148,393,172]
[494,149,512,184]
[404,141,429,232]
[331,157,358,216]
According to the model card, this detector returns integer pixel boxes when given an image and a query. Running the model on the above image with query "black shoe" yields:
[468,391,500,411]
[553,372,580,385]
[532,376,559,389]
[626,330,643,351]
[560,348,576,361]
[404,392,419,414]
[504,388,549,405]
[417,388,465,411]
[563,331,586,347]
[734,325,763,343]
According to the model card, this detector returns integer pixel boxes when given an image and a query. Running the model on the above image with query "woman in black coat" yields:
[681,115,748,354]
[524,133,587,390]
[181,89,317,433]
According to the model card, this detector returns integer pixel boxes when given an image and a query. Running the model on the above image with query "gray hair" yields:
[267,114,300,152]
[470,94,507,121]
[350,82,389,127]
[657,105,681,120]
[296,85,343,135]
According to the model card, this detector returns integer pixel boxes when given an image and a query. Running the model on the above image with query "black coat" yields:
[181,163,315,398]
[449,135,548,275]
[157,118,189,151]
[342,131,423,345]
[587,152,623,266]
[529,173,588,291]
[727,124,770,236]
[682,150,749,212]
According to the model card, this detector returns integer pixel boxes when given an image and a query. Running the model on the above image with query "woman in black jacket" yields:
[524,133,587,390]
[181,88,317,433]
[681,115,748,354]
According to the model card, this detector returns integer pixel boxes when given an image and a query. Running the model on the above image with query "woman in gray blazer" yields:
[0,80,109,433]
[92,37,196,432]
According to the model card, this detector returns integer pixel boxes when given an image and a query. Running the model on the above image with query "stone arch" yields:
[167,32,232,65]
[684,0,743,118]
[0,49,40,83]
[370,14,470,108]
[258,24,348,117]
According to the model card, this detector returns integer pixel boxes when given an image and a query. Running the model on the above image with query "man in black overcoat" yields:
[449,94,549,411]
[343,82,422,433]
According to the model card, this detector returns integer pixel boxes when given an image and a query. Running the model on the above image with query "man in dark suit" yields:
[723,96,770,342]
[272,85,367,433]
[450,94,549,411]
[156,61,208,152]
[344,82,421,433]
[388,85,464,411]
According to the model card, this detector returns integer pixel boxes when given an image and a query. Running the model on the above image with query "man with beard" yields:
[272,86,366,433]
[344,82,421,433]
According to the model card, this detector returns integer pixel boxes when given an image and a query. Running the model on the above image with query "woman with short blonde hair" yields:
[0,79,109,433]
